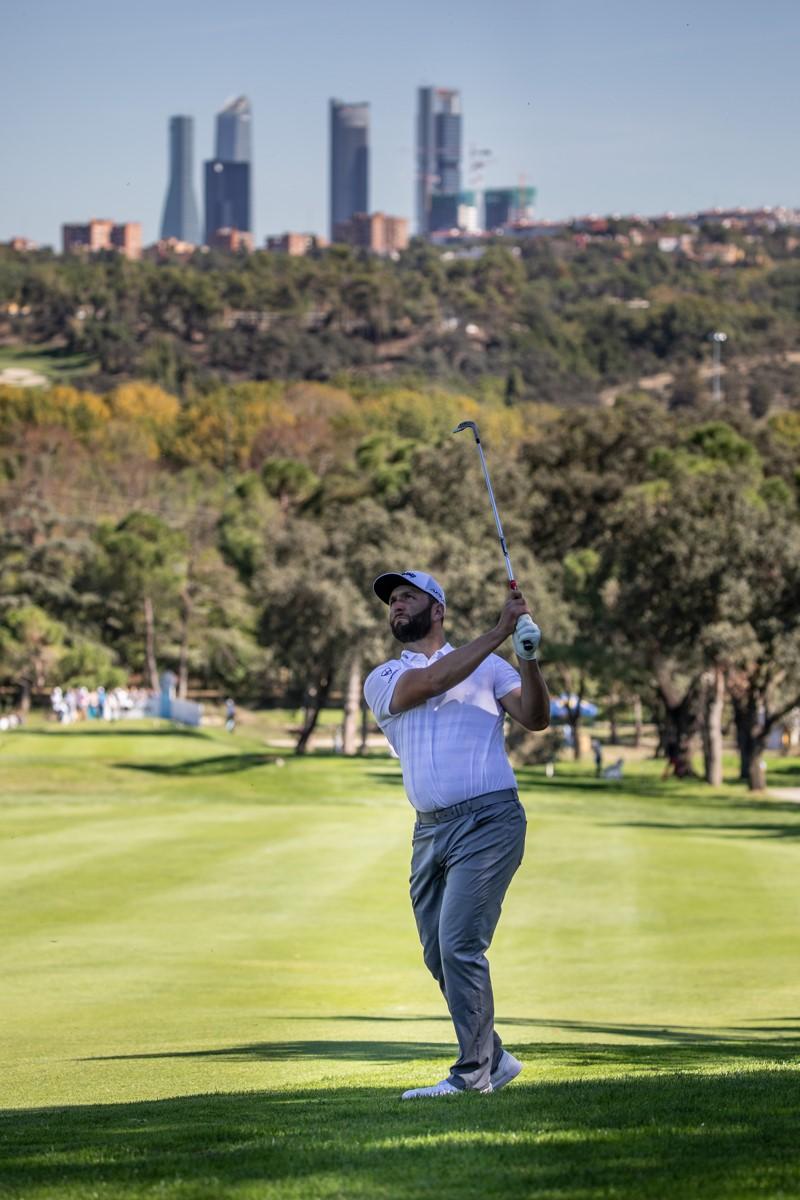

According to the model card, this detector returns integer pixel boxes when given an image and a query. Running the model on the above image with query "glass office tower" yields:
[330,99,369,237]
[204,160,251,243]
[417,87,462,236]
[204,96,253,242]
[215,95,252,163]
[484,186,537,230]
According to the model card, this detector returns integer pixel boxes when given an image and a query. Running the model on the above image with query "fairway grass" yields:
[0,344,96,385]
[2,724,799,1198]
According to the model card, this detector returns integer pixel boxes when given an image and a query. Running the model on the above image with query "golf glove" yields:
[513,614,541,660]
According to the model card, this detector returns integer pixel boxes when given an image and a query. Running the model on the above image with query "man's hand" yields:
[495,587,532,640]
[513,614,541,660]
[495,587,541,660]
[497,586,549,728]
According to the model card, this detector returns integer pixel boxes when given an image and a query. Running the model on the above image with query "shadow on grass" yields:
[82,1039,451,1064]
[768,761,800,780]
[510,764,800,832]
[117,753,278,777]
[3,1064,800,1199]
[367,769,404,785]
[614,818,800,841]
[513,768,726,803]
[115,751,401,777]
[604,793,800,841]
[80,1027,800,1071]
[268,1014,800,1044]
[14,728,209,739]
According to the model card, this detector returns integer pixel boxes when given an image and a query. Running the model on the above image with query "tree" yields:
[58,638,125,689]
[0,605,65,712]
[255,517,377,754]
[521,395,677,562]
[543,548,619,761]
[177,537,260,700]
[108,382,180,459]
[86,513,187,690]
[723,514,800,789]
[504,367,525,406]
[598,462,749,778]
[597,424,800,789]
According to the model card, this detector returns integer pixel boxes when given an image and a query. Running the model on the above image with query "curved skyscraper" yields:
[160,116,201,244]
[330,99,369,238]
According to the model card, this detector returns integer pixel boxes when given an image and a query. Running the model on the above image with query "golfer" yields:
[364,569,550,1098]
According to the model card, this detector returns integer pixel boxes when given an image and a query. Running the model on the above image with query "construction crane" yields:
[468,144,493,188]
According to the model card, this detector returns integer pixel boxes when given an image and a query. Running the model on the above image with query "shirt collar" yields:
[400,642,453,666]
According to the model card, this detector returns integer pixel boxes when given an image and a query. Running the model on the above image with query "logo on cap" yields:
[403,572,444,604]
[373,569,446,609]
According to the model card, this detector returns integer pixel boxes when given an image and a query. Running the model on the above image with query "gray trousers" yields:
[409,791,526,1091]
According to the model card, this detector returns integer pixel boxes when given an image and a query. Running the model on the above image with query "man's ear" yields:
[432,602,445,622]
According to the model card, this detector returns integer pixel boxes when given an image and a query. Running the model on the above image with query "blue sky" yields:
[3,0,799,246]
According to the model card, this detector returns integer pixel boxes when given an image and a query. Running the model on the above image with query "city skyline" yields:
[2,0,799,247]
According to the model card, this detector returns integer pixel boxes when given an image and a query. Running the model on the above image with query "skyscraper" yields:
[216,95,252,163]
[204,161,250,243]
[429,191,477,234]
[204,96,252,243]
[417,87,462,235]
[330,99,369,239]
[484,186,537,231]
[160,116,201,244]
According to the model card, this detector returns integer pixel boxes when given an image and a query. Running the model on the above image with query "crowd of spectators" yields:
[49,685,150,723]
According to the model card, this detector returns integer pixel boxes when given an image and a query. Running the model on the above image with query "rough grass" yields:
[1,722,799,1199]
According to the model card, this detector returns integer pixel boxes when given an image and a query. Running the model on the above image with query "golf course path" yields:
[768,786,800,803]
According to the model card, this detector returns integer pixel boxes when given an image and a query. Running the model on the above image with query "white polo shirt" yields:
[363,643,521,812]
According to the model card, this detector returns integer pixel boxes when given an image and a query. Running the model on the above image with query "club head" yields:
[453,420,481,442]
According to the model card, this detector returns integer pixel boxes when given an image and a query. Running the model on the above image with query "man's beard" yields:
[391,600,434,643]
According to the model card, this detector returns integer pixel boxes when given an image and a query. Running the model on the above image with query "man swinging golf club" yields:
[364,422,550,1099]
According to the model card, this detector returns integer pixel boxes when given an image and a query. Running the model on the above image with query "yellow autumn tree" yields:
[108,382,181,459]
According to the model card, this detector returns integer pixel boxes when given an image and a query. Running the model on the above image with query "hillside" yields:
[2,221,799,412]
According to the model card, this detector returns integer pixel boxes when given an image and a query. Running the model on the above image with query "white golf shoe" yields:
[490,1050,523,1091]
[401,1079,461,1099]
[401,1078,493,1099]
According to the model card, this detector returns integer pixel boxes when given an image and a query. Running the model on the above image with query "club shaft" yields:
[475,441,516,585]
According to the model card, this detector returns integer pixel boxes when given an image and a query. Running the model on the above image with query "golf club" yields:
[453,420,541,659]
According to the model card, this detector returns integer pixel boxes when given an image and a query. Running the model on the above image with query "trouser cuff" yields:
[447,1074,467,1091]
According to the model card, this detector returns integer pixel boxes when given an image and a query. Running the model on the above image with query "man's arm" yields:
[499,658,550,731]
[389,591,528,714]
